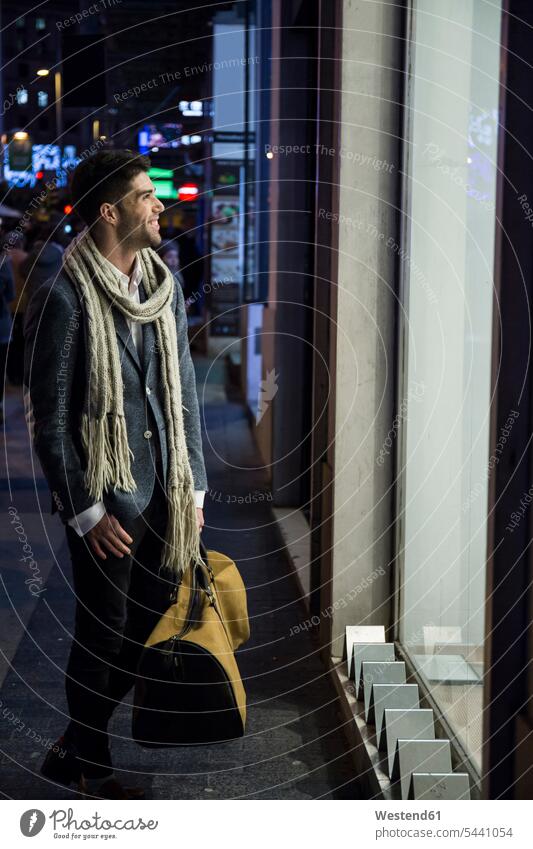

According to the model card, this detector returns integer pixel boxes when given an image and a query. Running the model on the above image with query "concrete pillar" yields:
[329,0,404,654]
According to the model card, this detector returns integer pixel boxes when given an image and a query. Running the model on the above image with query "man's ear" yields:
[99,201,120,227]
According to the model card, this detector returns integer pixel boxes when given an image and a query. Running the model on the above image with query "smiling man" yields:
[23,150,208,799]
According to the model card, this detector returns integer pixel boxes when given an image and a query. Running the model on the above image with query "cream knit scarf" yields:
[62,227,202,580]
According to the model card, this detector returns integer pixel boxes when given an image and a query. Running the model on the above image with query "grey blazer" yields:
[23,268,208,526]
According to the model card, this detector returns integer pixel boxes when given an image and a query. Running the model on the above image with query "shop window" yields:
[397,0,503,773]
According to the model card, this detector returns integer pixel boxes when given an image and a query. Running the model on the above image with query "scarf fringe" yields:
[162,483,203,578]
[81,412,137,500]
[110,414,137,492]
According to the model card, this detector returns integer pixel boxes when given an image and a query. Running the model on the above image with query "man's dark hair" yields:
[70,149,151,226]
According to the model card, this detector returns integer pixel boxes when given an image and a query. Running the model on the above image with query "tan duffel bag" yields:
[132,540,249,747]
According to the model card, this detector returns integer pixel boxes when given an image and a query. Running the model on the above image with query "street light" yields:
[55,71,62,140]
[36,67,62,140]
[9,131,32,170]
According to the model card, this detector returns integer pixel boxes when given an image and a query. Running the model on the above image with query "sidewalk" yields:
[0,358,360,800]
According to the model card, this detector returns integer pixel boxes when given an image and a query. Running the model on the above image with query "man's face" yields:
[115,171,165,250]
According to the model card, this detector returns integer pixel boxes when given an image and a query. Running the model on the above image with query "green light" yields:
[153,180,177,199]
[149,167,173,180]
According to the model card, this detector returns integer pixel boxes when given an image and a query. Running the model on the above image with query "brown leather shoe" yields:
[78,775,145,799]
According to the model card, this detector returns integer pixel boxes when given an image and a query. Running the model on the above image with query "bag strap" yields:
[168,541,236,650]
[169,539,214,638]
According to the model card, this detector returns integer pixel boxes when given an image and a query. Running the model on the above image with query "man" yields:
[23,150,208,799]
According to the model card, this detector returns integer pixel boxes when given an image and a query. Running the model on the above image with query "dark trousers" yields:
[64,451,173,778]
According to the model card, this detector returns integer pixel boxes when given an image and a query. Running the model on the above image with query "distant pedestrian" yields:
[4,231,28,386]
[159,232,203,316]
[159,240,186,290]
[0,248,16,423]
[20,219,64,305]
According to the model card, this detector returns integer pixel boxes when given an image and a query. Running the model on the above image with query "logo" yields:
[256,368,279,424]
[20,809,46,837]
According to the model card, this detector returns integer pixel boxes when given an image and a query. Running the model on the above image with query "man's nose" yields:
[154,197,165,213]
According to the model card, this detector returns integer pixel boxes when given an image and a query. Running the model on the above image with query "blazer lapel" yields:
[139,281,156,383]
[113,307,143,373]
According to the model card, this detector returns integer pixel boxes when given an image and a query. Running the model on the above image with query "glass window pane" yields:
[399,0,502,772]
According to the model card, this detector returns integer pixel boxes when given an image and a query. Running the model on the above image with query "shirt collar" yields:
[102,253,142,291]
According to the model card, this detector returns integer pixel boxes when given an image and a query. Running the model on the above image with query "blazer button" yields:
[146,386,151,395]
[144,430,152,439]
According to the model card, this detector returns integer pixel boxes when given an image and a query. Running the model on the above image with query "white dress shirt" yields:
[68,253,205,537]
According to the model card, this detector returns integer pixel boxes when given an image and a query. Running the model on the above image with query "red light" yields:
[178,182,199,202]
[35,170,44,179]
[64,204,73,215]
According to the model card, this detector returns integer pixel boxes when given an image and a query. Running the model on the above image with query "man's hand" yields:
[87,512,133,560]
[196,507,204,533]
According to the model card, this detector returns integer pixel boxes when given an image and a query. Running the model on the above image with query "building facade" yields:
[244,0,533,799]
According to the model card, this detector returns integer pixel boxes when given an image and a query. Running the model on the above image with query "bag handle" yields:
[167,541,235,651]
[169,539,214,636]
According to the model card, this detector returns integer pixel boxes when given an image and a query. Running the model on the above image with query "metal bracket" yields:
[409,772,471,800]
[367,683,420,748]
[345,625,385,677]
[362,661,406,721]
[391,739,452,800]
[383,708,435,777]
[353,643,395,696]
